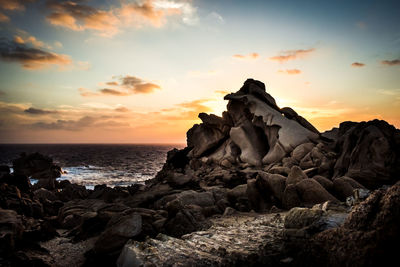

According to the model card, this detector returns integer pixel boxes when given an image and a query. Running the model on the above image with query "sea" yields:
[0,144,185,189]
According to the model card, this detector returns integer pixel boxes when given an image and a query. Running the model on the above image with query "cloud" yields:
[233,53,259,60]
[377,89,400,96]
[45,0,198,37]
[13,31,53,50]
[0,0,33,11]
[80,75,161,97]
[0,11,9,22]
[121,75,161,93]
[351,62,365,67]
[99,88,130,96]
[106,81,119,86]
[115,106,130,112]
[0,39,72,70]
[269,48,315,63]
[214,90,230,96]
[381,59,400,66]
[24,107,58,115]
[278,69,302,75]
[31,116,97,131]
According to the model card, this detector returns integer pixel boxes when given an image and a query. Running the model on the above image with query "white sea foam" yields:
[58,166,153,188]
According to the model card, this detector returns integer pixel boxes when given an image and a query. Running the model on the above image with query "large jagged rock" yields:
[12,152,62,180]
[303,181,400,267]
[333,120,400,189]
[186,79,319,166]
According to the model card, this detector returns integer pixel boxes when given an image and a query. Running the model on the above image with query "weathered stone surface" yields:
[282,184,301,209]
[257,172,286,202]
[286,166,308,186]
[93,213,142,254]
[291,142,315,162]
[117,212,286,267]
[305,182,400,267]
[284,207,324,229]
[164,190,215,214]
[313,175,334,192]
[267,165,291,176]
[0,208,24,253]
[185,79,319,167]
[333,120,400,189]
[333,176,365,200]
[295,179,338,206]
[246,178,268,212]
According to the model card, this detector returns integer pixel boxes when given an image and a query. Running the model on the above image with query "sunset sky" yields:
[0,0,399,143]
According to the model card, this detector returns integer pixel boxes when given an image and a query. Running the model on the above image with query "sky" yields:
[0,0,399,143]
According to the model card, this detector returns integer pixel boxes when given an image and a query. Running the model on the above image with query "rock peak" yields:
[189,79,320,166]
[224,78,279,110]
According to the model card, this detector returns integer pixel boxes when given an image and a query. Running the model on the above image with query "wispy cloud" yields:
[24,107,58,115]
[0,0,33,11]
[269,48,315,63]
[80,75,161,97]
[233,53,259,60]
[278,69,302,75]
[0,39,72,70]
[351,62,365,67]
[377,89,400,96]
[45,0,198,37]
[13,30,53,49]
[381,58,400,66]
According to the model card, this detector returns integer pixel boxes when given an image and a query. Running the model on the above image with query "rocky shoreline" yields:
[1,79,399,266]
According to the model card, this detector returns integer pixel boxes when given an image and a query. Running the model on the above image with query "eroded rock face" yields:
[186,79,319,167]
[304,182,400,267]
[117,212,286,267]
[333,120,400,189]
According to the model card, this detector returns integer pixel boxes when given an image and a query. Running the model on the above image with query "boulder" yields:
[93,212,142,254]
[282,184,301,209]
[57,183,88,202]
[333,176,365,200]
[164,205,208,237]
[34,188,58,202]
[286,166,308,186]
[312,175,334,192]
[284,207,324,229]
[267,166,290,176]
[0,208,24,253]
[295,179,338,206]
[164,190,215,215]
[306,182,400,266]
[333,120,400,189]
[246,179,268,212]
[291,143,315,162]
[257,172,286,202]
[12,152,62,180]
[187,123,226,158]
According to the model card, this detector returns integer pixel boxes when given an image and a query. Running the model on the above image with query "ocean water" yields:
[0,144,184,188]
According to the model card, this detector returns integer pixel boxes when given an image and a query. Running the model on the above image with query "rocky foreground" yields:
[1,79,399,266]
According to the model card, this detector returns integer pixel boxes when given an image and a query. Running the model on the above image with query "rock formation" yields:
[0,79,399,266]
[187,79,319,166]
